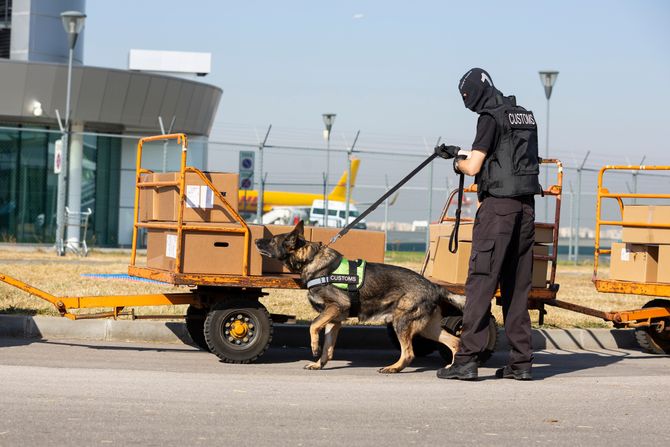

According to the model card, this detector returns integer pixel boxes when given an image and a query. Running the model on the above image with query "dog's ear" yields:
[294,220,304,236]
[284,220,305,249]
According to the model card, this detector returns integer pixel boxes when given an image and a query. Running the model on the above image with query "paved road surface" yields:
[1,337,668,446]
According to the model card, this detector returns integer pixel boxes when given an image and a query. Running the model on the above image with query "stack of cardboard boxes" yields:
[610,205,670,283]
[139,171,386,276]
[426,221,553,287]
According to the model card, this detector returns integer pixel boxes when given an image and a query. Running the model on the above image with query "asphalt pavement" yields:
[1,337,668,446]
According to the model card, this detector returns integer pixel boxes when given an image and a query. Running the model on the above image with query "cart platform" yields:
[128,265,302,289]
[425,276,559,301]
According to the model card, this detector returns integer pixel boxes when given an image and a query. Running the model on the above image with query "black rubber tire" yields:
[185,305,210,351]
[438,314,498,366]
[204,300,273,363]
[634,299,670,355]
[385,324,439,357]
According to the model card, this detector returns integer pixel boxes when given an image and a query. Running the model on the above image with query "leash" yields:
[448,173,465,253]
[325,152,439,247]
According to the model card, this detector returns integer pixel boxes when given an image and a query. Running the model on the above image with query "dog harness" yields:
[305,258,366,316]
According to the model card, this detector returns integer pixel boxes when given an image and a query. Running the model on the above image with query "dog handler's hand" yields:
[434,144,461,159]
[453,150,470,174]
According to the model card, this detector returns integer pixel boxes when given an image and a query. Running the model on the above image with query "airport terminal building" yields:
[0,0,222,247]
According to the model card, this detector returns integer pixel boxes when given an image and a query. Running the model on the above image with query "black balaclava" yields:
[458,68,501,113]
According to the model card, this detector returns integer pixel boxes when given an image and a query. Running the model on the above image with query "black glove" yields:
[434,144,461,159]
[453,154,467,174]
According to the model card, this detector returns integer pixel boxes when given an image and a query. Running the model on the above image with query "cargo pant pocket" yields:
[471,238,495,275]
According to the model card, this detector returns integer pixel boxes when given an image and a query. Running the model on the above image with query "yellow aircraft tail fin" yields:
[328,158,360,201]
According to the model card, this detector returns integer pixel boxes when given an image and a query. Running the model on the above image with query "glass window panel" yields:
[0,127,19,241]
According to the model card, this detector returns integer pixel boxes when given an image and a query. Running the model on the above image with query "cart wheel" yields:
[437,314,498,365]
[185,305,210,351]
[204,299,273,363]
[634,299,670,355]
[385,324,439,357]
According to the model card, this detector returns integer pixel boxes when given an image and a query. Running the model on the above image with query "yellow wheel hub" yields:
[230,320,249,339]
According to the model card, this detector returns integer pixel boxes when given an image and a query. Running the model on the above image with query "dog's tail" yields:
[435,284,466,311]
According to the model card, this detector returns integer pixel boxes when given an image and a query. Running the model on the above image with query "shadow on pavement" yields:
[523,349,667,380]
[258,346,445,372]
[24,339,203,354]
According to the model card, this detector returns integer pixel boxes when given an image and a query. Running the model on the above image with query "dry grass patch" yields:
[0,249,655,328]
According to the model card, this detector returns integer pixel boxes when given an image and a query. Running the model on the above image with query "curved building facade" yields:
[0,1,222,247]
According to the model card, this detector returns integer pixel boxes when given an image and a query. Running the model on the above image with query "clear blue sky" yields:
[84,0,670,165]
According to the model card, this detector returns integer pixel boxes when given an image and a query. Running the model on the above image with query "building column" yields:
[66,123,84,247]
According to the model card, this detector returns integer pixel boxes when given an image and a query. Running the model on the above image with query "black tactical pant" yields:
[455,196,535,369]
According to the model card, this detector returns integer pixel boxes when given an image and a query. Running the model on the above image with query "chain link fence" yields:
[1,122,669,258]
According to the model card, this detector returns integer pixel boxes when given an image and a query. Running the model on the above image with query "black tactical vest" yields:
[475,97,542,201]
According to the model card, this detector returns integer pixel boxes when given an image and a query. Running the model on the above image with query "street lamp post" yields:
[322,113,336,227]
[55,10,86,255]
[539,70,558,223]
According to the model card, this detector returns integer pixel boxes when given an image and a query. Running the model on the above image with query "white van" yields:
[261,207,310,226]
[309,200,367,229]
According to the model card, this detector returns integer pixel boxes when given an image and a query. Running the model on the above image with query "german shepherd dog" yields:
[254,221,461,373]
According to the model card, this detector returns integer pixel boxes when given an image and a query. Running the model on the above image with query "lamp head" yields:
[539,71,559,100]
[61,11,87,50]
[322,113,336,133]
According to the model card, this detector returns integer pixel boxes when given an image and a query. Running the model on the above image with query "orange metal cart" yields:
[423,159,564,305]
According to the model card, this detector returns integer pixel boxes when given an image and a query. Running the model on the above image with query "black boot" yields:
[495,365,532,381]
[436,361,478,380]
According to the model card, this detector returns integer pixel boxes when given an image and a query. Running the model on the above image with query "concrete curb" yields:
[0,315,640,352]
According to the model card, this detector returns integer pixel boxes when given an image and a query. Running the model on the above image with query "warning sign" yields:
[239,151,255,190]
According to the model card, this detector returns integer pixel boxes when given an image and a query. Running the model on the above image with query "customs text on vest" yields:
[475,96,543,201]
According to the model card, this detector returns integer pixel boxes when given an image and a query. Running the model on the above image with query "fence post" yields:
[425,137,440,248]
[568,182,574,262]
[632,155,646,205]
[384,175,390,241]
[345,130,360,224]
[575,151,590,264]
[256,125,272,223]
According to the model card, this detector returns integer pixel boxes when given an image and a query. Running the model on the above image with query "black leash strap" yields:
[327,152,439,246]
[448,173,465,254]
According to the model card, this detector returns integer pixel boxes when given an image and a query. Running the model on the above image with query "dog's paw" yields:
[378,366,401,374]
[304,361,322,370]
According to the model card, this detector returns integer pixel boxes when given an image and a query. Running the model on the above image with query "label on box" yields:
[620,246,630,262]
[165,234,177,259]
[200,186,213,209]
[185,185,200,208]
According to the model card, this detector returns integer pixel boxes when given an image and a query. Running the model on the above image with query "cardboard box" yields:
[532,244,549,288]
[609,242,658,283]
[146,223,266,275]
[535,225,554,244]
[429,238,471,284]
[428,222,553,260]
[139,172,239,223]
[428,223,474,262]
[427,238,549,287]
[622,205,670,244]
[308,227,386,263]
[655,245,670,284]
